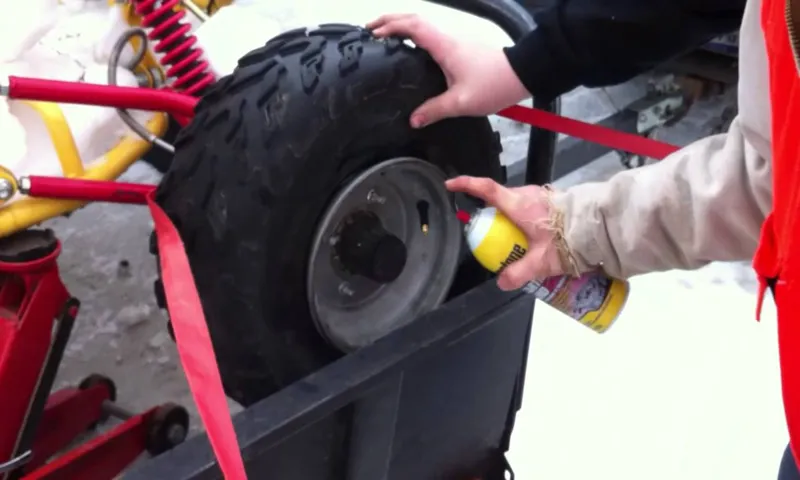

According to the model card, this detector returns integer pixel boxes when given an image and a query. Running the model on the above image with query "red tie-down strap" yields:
[21,104,680,480]
[22,176,247,480]
[497,105,681,160]
[146,192,248,480]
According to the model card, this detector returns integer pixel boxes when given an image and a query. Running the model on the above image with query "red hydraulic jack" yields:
[0,229,189,480]
[0,76,217,480]
[0,75,200,480]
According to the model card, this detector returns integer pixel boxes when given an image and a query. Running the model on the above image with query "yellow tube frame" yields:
[0,103,168,237]
[0,0,234,238]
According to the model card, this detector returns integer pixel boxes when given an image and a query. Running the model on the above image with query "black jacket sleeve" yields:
[504,0,746,102]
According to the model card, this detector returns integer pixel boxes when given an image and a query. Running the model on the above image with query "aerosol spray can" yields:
[457,207,629,333]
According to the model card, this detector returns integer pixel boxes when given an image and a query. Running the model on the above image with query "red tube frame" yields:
[21,176,155,205]
[0,74,196,204]
[5,76,198,120]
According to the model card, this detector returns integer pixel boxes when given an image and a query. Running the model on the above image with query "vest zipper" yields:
[786,0,800,74]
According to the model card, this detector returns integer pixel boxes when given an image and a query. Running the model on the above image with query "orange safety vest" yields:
[755,0,800,463]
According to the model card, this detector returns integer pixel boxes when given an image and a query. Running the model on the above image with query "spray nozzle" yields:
[456,210,471,224]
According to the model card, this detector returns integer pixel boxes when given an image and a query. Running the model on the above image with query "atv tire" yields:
[153,24,504,407]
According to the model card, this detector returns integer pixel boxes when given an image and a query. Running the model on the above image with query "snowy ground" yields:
[40,1,787,479]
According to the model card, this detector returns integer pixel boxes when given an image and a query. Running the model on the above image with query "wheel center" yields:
[307,157,462,352]
[336,211,407,284]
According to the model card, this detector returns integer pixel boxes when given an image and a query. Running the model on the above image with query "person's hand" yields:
[367,14,530,128]
[446,176,573,291]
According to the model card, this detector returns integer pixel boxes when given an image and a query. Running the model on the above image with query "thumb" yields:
[410,90,459,128]
[497,250,547,291]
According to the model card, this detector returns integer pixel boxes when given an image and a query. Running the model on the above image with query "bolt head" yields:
[366,190,386,204]
[166,424,187,445]
[0,179,14,200]
[338,282,355,296]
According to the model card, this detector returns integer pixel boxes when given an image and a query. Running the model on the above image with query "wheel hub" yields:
[336,211,408,284]
[307,157,462,352]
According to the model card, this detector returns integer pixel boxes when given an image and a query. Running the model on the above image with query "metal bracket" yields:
[0,166,18,204]
[634,95,685,134]
[617,75,688,169]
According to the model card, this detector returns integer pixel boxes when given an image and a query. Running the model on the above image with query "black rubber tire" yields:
[152,24,504,406]
[145,403,189,456]
[78,373,116,428]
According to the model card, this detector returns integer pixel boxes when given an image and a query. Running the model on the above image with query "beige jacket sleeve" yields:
[551,116,772,279]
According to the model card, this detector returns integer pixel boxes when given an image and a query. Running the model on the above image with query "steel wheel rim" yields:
[307,157,462,352]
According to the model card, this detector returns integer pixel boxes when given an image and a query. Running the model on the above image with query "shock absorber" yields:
[130,0,215,97]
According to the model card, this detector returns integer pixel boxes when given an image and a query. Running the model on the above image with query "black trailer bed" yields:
[125,282,536,480]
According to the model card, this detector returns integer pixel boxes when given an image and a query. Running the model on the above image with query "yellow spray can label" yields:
[464,207,629,333]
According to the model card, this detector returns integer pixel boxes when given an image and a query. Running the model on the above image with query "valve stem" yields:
[416,200,430,235]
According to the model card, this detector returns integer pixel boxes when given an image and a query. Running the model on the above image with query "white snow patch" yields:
[509,263,785,479]
[0,2,153,196]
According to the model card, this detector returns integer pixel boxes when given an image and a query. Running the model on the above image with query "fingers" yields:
[446,177,558,290]
[410,90,459,127]
[368,13,463,126]
[366,13,413,30]
[445,176,520,214]
[366,14,453,63]
[497,248,549,291]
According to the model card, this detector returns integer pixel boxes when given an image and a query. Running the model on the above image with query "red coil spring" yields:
[132,0,215,97]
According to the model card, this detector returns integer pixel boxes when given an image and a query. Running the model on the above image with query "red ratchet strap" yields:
[21,103,680,480]
[498,105,681,160]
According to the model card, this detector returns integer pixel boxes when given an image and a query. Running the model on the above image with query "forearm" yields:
[504,0,745,101]
[551,117,771,279]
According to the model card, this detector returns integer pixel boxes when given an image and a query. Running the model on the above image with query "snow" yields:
[509,268,785,479]
[0,1,152,193]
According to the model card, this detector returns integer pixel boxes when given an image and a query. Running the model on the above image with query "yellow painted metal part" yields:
[24,101,84,178]
[0,0,234,236]
[116,0,233,80]
[0,104,167,236]
[0,1,191,237]
[118,0,232,29]
[185,0,233,16]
